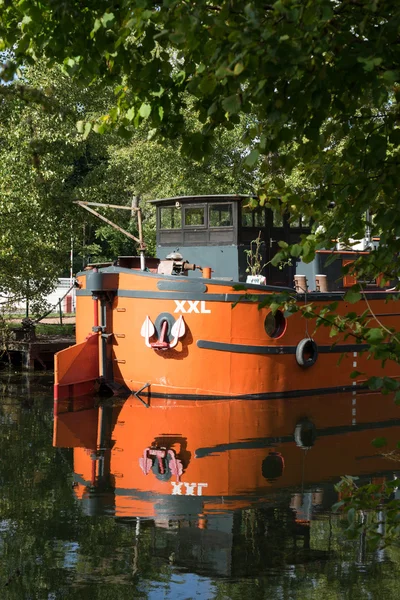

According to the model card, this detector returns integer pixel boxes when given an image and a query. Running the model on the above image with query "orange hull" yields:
[54,391,400,518]
[54,268,400,399]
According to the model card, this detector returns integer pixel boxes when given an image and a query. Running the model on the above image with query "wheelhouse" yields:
[151,194,312,286]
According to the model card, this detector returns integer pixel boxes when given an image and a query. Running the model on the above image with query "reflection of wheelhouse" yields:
[152,195,311,286]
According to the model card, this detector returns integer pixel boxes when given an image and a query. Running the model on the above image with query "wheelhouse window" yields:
[289,215,311,229]
[288,216,302,228]
[184,206,205,227]
[242,207,265,227]
[160,206,182,229]
[300,215,312,228]
[209,203,233,227]
[273,211,284,227]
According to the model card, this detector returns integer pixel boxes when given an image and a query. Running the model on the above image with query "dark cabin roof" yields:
[149,194,255,206]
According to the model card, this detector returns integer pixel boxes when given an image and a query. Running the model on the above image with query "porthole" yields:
[264,310,286,339]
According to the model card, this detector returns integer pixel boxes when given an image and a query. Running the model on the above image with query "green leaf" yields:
[372,437,387,448]
[382,377,399,391]
[332,500,345,512]
[365,328,385,343]
[76,120,85,134]
[329,325,338,337]
[216,65,230,79]
[368,376,383,391]
[82,121,92,140]
[198,74,216,95]
[233,62,244,76]
[321,5,333,20]
[270,302,281,314]
[126,107,135,121]
[91,18,101,36]
[21,15,32,26]
[222,94,241,114]
[139,103,151,118]
[358,56,383,72]
[93,122,107,134]
[271,252,284,266]
[169,32,185,44]
[347,507,356,524]
[382,70,398,83]
[290,244,302,258]
[101,12,115,27]
[344,289,362,303]
[328,302,339,311]
[244,149,259,167]
[350,370,362,378]
[302,241,312,260]
[151,86,164,98]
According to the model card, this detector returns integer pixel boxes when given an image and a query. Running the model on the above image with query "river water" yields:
[1,370,400,599]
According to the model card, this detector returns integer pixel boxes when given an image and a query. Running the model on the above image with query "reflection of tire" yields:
[295,338,318,368]
[294,419,317,449]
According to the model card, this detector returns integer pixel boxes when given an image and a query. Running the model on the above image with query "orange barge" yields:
[54,195,400,401]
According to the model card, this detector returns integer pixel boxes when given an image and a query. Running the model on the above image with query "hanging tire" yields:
[294,419,317,449]
[295,338,318,368]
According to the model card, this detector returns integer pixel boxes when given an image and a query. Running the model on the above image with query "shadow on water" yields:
[2,371,400,598]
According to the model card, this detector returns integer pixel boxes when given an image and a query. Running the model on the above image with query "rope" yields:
[304,286,310,339]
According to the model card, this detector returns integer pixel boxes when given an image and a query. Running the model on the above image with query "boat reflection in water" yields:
[54,391,400,576]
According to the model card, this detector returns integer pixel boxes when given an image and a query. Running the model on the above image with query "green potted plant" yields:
[245,231,267,285]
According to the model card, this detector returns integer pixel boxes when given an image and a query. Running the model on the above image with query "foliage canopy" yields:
[1,1,400,269]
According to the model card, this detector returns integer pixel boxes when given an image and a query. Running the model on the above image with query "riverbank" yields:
[1,319,76,369]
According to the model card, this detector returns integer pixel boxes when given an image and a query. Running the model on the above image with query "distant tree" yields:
[0,59,255,310]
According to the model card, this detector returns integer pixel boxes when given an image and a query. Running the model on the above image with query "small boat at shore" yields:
[54,194,400,402]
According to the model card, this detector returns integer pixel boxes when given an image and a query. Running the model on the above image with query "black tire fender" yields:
[295,338,318,368]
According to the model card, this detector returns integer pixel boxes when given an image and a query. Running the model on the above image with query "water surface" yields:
[1,371,400,599]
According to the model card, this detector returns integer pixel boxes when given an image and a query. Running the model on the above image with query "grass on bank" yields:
[3,321,75,337]
[35,323,75,336]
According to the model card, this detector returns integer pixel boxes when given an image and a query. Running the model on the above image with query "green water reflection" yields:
[1,372,400,599]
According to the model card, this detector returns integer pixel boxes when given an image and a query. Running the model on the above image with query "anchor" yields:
[140,315,185,350]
